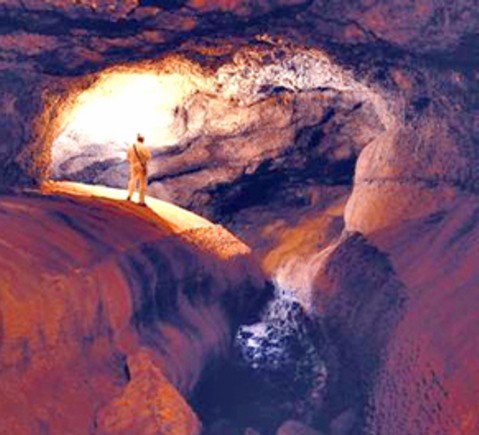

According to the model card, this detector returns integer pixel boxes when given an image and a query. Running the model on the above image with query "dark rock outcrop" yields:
[193,289,328,433]
[309,232,406,433]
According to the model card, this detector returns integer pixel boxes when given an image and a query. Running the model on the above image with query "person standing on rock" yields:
[126,133,151,206]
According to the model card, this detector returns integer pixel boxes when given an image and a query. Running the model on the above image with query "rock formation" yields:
[0,182,269,434]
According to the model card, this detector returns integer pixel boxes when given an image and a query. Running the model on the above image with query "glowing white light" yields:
[61,71,197,149]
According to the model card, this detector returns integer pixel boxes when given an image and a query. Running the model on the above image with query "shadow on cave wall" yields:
[208,152,356,223]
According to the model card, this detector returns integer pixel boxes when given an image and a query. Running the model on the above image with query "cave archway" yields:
[46,44,391,223]
[48,58,205,188]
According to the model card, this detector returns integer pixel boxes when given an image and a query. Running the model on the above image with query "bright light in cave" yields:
[51,70,201,182]
[50,48,373,188]
[62,71,196,147]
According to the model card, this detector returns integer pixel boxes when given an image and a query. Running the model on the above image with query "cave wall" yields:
[346,64,479,235]
[311,69,479,434]
[49,48,385,209]
[364,197,479,434]
[312,195,479,434]
[0,68,46,186]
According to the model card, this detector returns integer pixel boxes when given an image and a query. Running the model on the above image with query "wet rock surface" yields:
[193,289,329,434]
[235,291,328,418]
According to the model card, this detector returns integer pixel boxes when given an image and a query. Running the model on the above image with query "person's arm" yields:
[144,146,152,161]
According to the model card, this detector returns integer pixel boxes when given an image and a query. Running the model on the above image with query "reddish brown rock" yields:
[311,195,479,433]
[0,185,269,434]
[97,349,201,435]
[362,197,479,434]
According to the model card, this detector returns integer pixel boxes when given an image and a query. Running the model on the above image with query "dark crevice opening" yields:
[209,155,356,221]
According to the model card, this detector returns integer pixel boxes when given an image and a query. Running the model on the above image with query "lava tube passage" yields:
[50,47,387,212]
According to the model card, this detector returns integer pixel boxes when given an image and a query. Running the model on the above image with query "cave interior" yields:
[0,1,478,435]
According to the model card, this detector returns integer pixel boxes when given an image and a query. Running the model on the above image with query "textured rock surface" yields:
[361,197,479,434]
[48,46,384,223]
[310,196,479,433]
[345,67,478,235]
[309,232,406,433]
[97,349,201,435]
[0,185,268,434]
[234,290,327,427]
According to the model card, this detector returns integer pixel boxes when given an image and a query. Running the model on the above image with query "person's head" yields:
[137,134,144,143]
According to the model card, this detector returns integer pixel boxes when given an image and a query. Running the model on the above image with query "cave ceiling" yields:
[0,0,477,77]
[0,0,475,189]
[0,0,477,227]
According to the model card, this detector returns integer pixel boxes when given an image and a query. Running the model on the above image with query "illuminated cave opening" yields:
[50,61,204,189]
[49,46,388,215]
